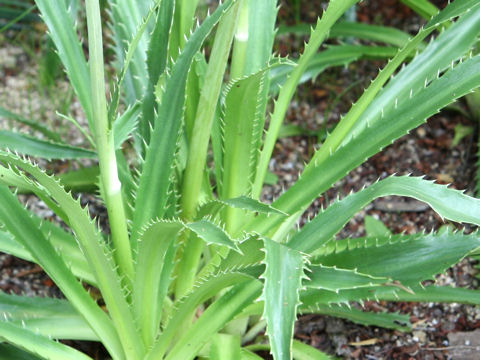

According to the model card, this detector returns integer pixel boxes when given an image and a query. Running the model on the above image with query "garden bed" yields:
[1,1,479,359]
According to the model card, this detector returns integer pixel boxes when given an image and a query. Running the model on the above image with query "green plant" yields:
[1,1,480,359]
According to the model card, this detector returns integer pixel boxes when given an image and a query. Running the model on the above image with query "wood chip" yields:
[349,338,379,346]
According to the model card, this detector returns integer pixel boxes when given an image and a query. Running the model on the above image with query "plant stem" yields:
[230,0,249,79]
[175,0,241,299]
[85,0,134,282]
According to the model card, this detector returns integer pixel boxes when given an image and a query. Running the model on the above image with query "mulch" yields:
[1,1,479,359]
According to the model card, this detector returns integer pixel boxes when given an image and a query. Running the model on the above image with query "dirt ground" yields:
[1,1,479,359]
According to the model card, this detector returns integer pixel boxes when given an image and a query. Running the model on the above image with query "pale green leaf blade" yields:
[0,131,96,159]
[186,219,240,252]
[0,292,97,341]
[132,0,236,238]
[133,220,182,348]
[210,333,241,360]
[379,285,480,305]
[300,303,411,332]
[0,321,92,360]
[305,264,388,292]
[243,0,278,74]
[151,272,255,359]
[0,185,122,358]
[400,0,438,19]
[34,0,93,130]
[0,152,139,358]
[318,230,480,287]
[292,340,336,360]
[113,104,140,150]
[161,281,262,360]
[364,215,392,237]
[223,196,287,216]
[289,173,480,253]
[108,0,149,106]
[221,71,267,202]
[263,239,306,360]
[330,21,413,48]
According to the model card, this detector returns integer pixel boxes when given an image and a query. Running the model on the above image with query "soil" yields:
[1,1,479,359]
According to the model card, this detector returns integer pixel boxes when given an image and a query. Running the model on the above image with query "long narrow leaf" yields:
[132,0,237,238]
[288,175,480,253]
[262,239,306,360]
[0,131,96,159]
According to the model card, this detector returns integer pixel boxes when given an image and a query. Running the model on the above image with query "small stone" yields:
[412,331,427,343]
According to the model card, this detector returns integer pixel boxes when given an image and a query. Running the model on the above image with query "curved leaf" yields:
[0,321,92,360]
[317,229,480,287]
[262,239,306,360]
[34,0,93,130]
[0,131,96,159]
[300,303,411,332]
[0,185,122,358]
[288,175,480,253]
[132,0,237,238]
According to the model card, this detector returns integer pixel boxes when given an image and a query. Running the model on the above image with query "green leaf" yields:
[292,340,336,360]
[0,321,93,360]
[248,1,480,236]
[108,0,149,106]
[0,185,122,359]
[0,152,139,359]
[0,343,43,360]
[133,220,182,348]
[289,175,480,253]
[305,264,389,292]
[0,131,96,159]
[140,0,175,143]
[425,0,480,28]
[0,292,97,341]
[149,276,260,360]
[161,281,262,360]
[0,224,95,285]
[57,166,99,193]
[269,45,400,95]
[379,285,480,305]
[317,230,480,287]
[132,0,237,238]
[262,239,306,360]
[198,196,287,220]
[329,21,414,48]
[113,103,140,149]
[345,2,480,144]
[252,0,360,198]
[210,333,241,360]
[34,0,94,131]
[364,215,392,237]
[186,219,240,252]
[400,0,438,19]
[300,303,411,332]
[220,71,267,205]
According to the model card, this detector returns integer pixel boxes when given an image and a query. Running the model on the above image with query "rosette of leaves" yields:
[0,0,480,359]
